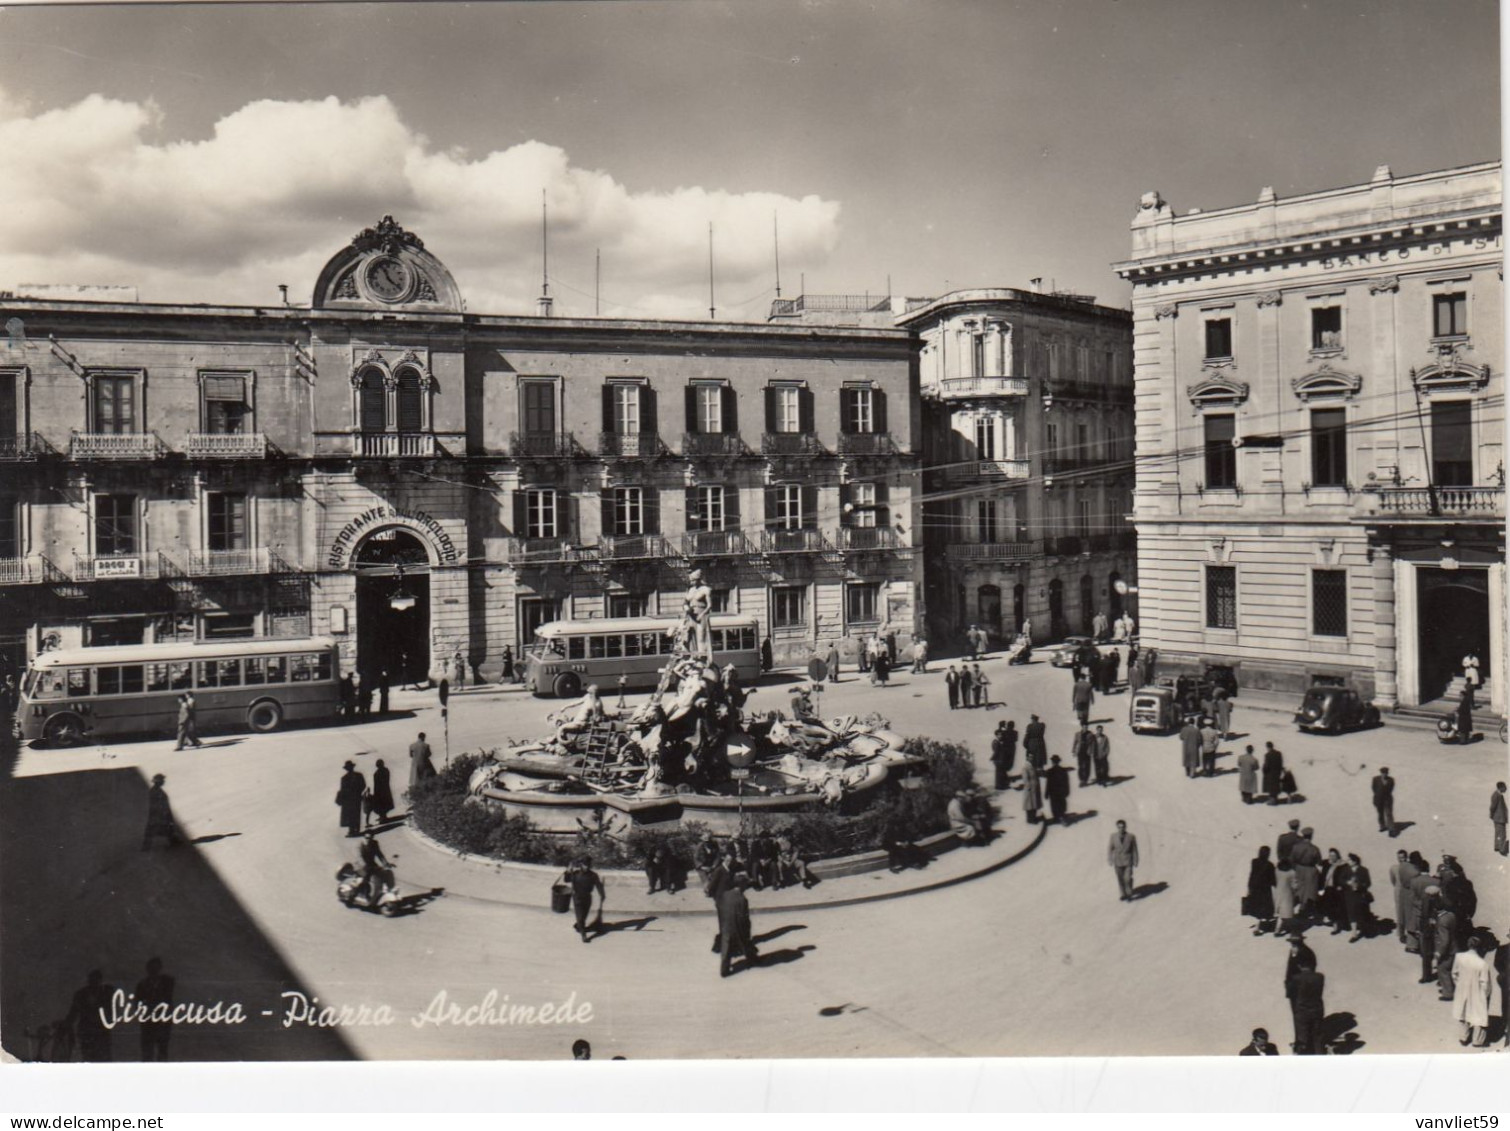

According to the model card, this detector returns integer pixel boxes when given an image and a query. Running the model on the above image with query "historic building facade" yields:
[0,217,921,680]
[901,289,1135,646]
[1115,162,1504,712]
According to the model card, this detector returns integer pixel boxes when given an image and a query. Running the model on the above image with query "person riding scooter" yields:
[357,830,394,902]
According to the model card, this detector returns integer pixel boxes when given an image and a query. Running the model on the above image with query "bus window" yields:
[121,665,144,694]
[245,657,266,685]
[290,655,313,682]
[314,653,332,681]
[709,629,726,652]
[67,669,90,696]
[624,633,642,658]
[197,661,220,689]
[33,671,67,698]
[98,667,121,696]
[265,656,287,683]
[589,636,607,659]
[604,635,623,659]
[146,663,170,692]
[170,663,191,690]
[217,659,241,686]
[743,627,757,650]
[567,637,585,660]
[658,633,675,654]
[641,633,660,656]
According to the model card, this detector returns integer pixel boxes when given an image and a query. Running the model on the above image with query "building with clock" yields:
[0,216,921,684]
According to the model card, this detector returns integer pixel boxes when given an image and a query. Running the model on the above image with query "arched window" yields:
[396,367,425,432]
[359,367,387,432]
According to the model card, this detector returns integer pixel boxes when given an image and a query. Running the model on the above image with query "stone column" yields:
[1370,538,1398,709]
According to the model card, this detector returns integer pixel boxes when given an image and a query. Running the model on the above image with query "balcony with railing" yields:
[682,529,753,557]
[183,432,270,459]
[761,432,825,457]
[70,432,166,460]
[598,432,664,459]
[945,540,1043,562]
[0,555,63,584]
[0,433,53,460]
[943,457,1031,483]
[1360,484,1505,521]
[498,537,588,565]
[681,432,747,458]
[72,551,172,581]
[354,432,439,458]
[760,527,830,554]
[934,376,1031,399]
[600,534,672,561]
[509,432,580,458]
[1042,378,1134,406]
[185,548,294,576]
[834,526,903,551]
[1044,456,1123,476]
[1043,535,1084,556]
[836,432,897,456]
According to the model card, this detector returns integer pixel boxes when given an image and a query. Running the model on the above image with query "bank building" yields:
[0,217,921,682]
[1116,161,1504,716]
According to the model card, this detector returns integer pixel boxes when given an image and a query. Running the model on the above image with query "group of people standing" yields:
[1244,820,1377,944]
[338,669,390,720]
[944,663,992,709]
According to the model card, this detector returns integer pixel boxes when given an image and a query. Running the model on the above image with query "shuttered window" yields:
[1206,566,1236,630]
[208,493,248,551]
[202,374,250,435]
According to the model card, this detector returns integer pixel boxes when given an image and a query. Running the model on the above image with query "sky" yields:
[0,0,1499,321]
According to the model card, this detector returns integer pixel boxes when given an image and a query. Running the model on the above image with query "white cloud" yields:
[0,90,841,319]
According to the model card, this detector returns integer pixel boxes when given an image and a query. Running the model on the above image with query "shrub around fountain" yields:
[409,736,994,871]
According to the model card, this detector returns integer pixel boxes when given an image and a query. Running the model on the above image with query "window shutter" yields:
[724,485,740,530]
[872,388,888,435]
[512,491,527,537]
[839,388,856,434]
[643,488,660,535]
[685,385,699,434]
[685,486,700,531]
[799,387,815,434]
[601,385,615,436]
[764,486,780,529]
[600,489,615,538]
[722,384,738,434]
[802,484,818,528]
[764,387,777,434]
[640,386,658,439]
[875,481,890,527]
[562,493,578,542]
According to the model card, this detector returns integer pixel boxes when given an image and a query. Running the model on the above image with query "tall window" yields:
[0,370,16,441]
[1204,414,1236,488]
[607,593,646,618]
[1312,570,1347,637]
[772,586,806,629]
[771,484,803,529]
[975,498,998,541]
[202,374,251,435]
[612,384,640,435]
[971,333,987,378]
[359,368,386,432]
[611,487,644,536]
[1311,307,1342,351]
[694,385,723,433]
[847,582,880,624]
[521,381,556,435]
[1076,498,1092,535]
[1045,421,1059,458]
[92,374,136,434]
[694,485,726,531]
[1431,401,1473,486]
[525,489,558,539]
[1076,422,1089,459]
[841,386,874,434]
[0,496,16,558]
[1433,292,1467,338]
[1204,318,1233,360]
[1206,565,1236,630]
[974,416,998,459]
[773,386,801,433]
[95,494,138,557]
[1310,407,1347,487]
[208,493,248,552]
[847,482,879,528]
[395,368,424,432]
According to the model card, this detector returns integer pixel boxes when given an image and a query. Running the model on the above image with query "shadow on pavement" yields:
[752,924,807,946]
[593,915,657,936]
[1131,881,1169,900]
[1324,1011,1365,1054]
[189,832,243,846]
[753,944,815,969]
[1,767,355,1062]
[1060,809,1099,827]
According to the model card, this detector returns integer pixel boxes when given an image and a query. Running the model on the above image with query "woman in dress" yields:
[1246,845,1277,935]
[1274,862,1299,938]
[1020,760,1043,823]
[1320,847,1347,930]
[367,758,395,825]
[1343,852,1373,942]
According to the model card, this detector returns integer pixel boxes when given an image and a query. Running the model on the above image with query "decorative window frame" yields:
[1291,364,1362,404]
[1410,360,1491,397]
[1307,565,1351,642]
[85,368,147,434]
[90,489,146,558]
[1426,277,1472,345]
[1186,376,1250,411]
[0,365,32,437]
[200,484,255,556]
[1305,292,1346,358]
[1200,305,1236,368]
[197,369,257,434]
[348,349,435,433]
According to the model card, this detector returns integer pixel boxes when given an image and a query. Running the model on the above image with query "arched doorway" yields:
[977,584,1001,639]
[1417,568,1490,703]
[354,528,431,686]
[1079,574,1095,633]
[1048,578,1065,640]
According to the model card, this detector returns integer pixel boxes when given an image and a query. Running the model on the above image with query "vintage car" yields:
[1294,684,1381,735]
[1204,663,1239,698]
[1129,684,1181,734]
[1048,636,1095,669]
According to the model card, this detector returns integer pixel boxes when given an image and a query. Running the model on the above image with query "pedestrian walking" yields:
[971,663,988,707]
[340,673,357,720]
[1245,845,1277,935]
[1261,741,1285,803]
[1490,782,1507,856]
[873,648,891,687]
[378,668,391,714]
[1214,690,1233,739]
[1290,828,1322,917]
[1389,849,1420,947]
[1286,957,1326,1055]
[1071,676,1094,727]
[825,642,840,684]
[368,758,395,825]
[1021,759,1044,823]
[561,857,606,943]
[1044,755,1072,825]
[1199,717,1221,776]
[1372,767,1396,835]
[1237,745,1259,804]
[912,637,928,674]
[1462,652,1482,708]
[1024,714,1048,771]
[1179,719,1201,779]
[1127,643,1142,691]
[1450,935,1502,1047]
[65,971,117,1062]
[336,760,366,838]
[1092,725,1112,786]
[716,872,758,977]
[135,957,175,1061]
[1107,819,1138,900]
[142,773,183,850]
[1275,867,1300,937]
[408,731,436,792]
[1092,610,1108,643]
[1073,726,1094,788]
[1342,853,1372,942]
[990,722,1014,789]
[965,625,980,661]
[945,665,961,710]
[173,693,202,750]
[958,664,973,708]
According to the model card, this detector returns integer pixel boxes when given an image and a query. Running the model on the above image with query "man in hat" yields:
[1071,675,1094,728]
[824,641,841,684]
[408,732,436,792]
[1044,755,1072,825]
[1289,828,1323,917]
[1023,714,1048,771]
[1276,819,1303,866]
[336,761,366,837]
[1073,725,1095,788]
[1389,848,1420,947]
[173,692,203,750]
[563,856,605,943]
[1107,819,1139,901]
[716,872,757,977]
[1092,725,1112,787]
[1371,766,1396,835]
[1236,744,1260,805]
[1433,892,1460,1001]
[1284,932,1317,988]
[1199,716,1221,777]
[944,664,960,709]
[142,774,182,850]
[1286,956,1326,1055]
[1179,717,1201,779]
[1416,882,1444,984]
[357,828,394,903]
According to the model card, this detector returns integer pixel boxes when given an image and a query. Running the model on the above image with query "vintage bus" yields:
[15,637,342,746]
[524,614,762,698]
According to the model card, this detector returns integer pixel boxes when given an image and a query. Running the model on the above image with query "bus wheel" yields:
[43,714,86,747]
[247,700,284,733]
[552,671,582,699]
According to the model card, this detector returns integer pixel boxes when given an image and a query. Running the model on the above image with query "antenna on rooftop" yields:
[537,190,553,317]
[708,222,716,320]
[773,213,782,299]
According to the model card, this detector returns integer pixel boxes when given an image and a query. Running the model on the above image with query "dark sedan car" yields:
[1294,685,1381,735]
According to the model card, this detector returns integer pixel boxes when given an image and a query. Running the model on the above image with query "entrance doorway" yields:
[354,529,431,687]
[1048,579,1065,639]
[1416,568,1489,703]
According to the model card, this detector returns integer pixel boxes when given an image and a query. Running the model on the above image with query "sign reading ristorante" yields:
[328,505,460,569]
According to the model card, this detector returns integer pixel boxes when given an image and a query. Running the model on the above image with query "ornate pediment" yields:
[1411,361,1491,396]
[1291,365,1361,403]
[1186,375,1250,409]
[313,217,462,313]
[351,215,425,255]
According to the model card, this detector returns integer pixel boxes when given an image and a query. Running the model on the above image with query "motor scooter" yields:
[336,861,401,916]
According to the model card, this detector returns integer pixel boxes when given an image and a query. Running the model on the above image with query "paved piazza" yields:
[2,648,1505,1061]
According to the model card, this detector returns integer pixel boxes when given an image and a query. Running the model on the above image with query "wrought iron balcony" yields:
[681,432,747,458]
[682,529,753,557]
[499,537,588,564]
[835,526,902,551]
[598,432,664,458]
[0,433,53,460]
[1042,378,1134,406]
[762,432,825,457]
[183,432,270,459]
[0,555,63,584]
[946,540,1043,562]
[354,432,438,458]
[70,432,166,460]
[760,527,830,554]
[1362,485,1505,520]
[934,376,1031,399]
[185,548,295,576]
[509,432,579,458]
[943,458,1031,482]
[836,432,897,456]
[600,534,671,561]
